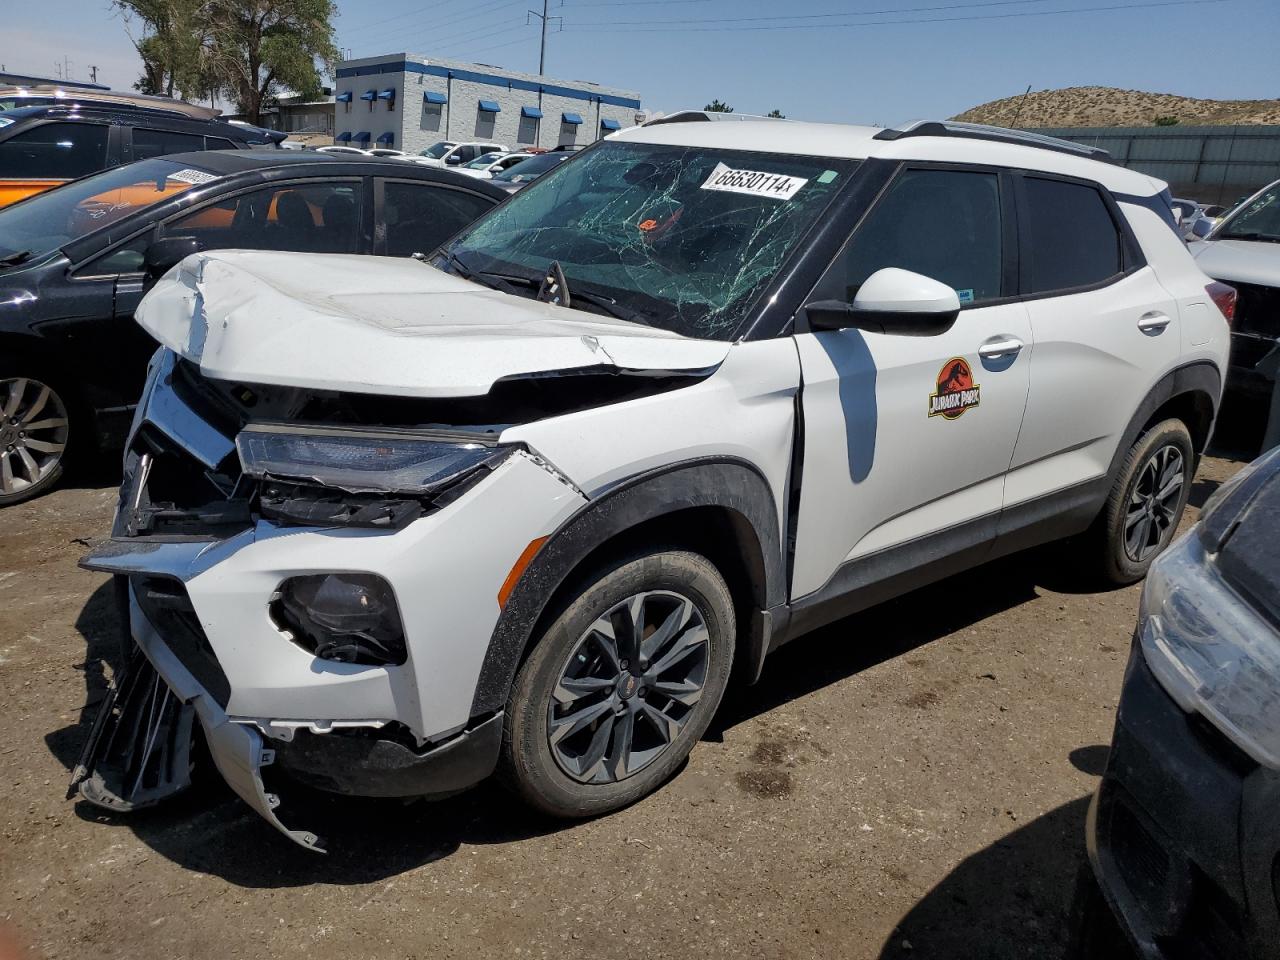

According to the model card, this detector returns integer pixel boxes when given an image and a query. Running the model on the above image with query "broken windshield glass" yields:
[442,141,856,340]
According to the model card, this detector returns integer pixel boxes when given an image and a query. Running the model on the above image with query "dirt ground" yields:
[0,424,1259,960]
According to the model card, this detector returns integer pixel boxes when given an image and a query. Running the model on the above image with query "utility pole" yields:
[88,64,99,84]
[528,0,562,75]
[1009,84,1033,129]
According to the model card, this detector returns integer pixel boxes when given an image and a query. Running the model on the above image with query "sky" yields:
[4,0,1278,123]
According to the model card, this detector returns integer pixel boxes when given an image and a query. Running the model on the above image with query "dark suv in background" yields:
[0,103,281,208]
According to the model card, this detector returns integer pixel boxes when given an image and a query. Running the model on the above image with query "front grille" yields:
[131,575,231,708]
[1112,801,1172,906]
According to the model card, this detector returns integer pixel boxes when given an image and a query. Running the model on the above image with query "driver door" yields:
[790,165,1032,600]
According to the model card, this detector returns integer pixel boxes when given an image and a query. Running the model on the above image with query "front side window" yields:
[832,168,1003,306]
[444,140,855,340]
[384,181,493,257]
[164,182,361,254]
[0,122,109,179]
[133,127,207,161]
[1214,182,1280,242]
[1022,177,1122,293]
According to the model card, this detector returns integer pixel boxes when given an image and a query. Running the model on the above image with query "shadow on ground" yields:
[877,794,1094,960]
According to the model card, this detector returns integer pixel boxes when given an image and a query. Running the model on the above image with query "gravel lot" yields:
[0,428,1258,959]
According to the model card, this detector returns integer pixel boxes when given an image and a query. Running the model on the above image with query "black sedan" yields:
[1075,446,1280,958]
[0,150,505,504]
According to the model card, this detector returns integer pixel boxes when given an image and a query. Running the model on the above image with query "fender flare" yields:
[468,457,784,718]
[1106,361,1221,481]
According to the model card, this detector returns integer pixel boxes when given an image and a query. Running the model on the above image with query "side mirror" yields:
[1191,217,1213,239]
[445,154,463,165]
[805,267,962,336]
[144,236,200,279]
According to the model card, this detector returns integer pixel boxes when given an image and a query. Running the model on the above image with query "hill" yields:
[952,86,1280,128]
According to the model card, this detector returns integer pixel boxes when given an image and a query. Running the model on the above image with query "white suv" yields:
[408,140,508,168]
[77,118,1232,851]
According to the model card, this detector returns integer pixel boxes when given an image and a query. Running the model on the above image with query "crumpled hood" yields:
[135,250,730,398]
[1189,238,1280,288]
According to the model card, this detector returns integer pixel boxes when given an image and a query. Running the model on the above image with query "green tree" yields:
[703,99,734,113]
[767,109,785,118]
[1153,115,1180,126]
[116,0,203,97]
[205,0,338,123]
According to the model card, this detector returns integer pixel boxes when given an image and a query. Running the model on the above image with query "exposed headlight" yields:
[1141,531,1280,770]
[235,423,510,495]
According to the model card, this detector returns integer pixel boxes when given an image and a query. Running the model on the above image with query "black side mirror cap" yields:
[805,300,959,337]
[144,236,200,280]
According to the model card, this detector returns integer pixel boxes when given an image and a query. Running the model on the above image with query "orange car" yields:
[0,102,279,208]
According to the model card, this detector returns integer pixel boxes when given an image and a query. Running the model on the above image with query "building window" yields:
[558,121,578,148]
[422,103,443,133]
[517,114,539,148]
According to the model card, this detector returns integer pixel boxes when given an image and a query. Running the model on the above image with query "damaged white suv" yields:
[75,118,1231,851]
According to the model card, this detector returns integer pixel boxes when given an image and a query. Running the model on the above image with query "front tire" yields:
[1094,418,1194,584]
[499,549,735,818]
[0,372,73,507]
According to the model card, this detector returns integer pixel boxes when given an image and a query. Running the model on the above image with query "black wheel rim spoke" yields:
[548,589,708,784]
[1123,443,1185,563]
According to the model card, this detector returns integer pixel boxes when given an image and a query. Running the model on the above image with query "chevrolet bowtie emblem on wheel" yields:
[929,357,981,419]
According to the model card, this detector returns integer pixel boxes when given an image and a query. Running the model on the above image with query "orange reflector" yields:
[498,536,548,609]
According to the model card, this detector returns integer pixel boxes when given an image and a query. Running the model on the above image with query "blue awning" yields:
[377,88,395,101]
[478,99,501,113]
[561,112,583,125]
[360,89,377,101]
[335,131,353,142]
[376,132,394,144]
[600,118,621,130]
[354,131,371,142]
[335,91,352,103]
[521,106,543,119]
[423,91,447,105]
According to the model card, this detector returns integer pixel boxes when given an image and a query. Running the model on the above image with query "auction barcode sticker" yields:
[167,168,219,185]
[700,162,807,200]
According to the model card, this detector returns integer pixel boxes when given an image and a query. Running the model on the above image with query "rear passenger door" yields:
[791,165,1033,599]
[376,179,497,256]
[1003,174,1181,514]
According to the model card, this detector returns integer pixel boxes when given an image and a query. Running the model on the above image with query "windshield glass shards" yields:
[443,141,855,340]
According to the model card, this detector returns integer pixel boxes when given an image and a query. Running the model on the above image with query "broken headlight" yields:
[1140,531,1280,770]
[275,573,406,666]
[236,423,511,496]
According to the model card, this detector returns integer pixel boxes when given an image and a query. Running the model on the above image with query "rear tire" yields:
[1092,418,1194,585]
[499,549,735,818]
[0,367,74,507]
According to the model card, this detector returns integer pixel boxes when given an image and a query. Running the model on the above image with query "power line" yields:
[357,16,529,57]
[348,0,525,47]
[566,0,1228,32]
[570,0,1060,25]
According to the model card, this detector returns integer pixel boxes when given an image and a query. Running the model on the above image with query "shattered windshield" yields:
[443,141,856,340]
[1216,182,1280,241]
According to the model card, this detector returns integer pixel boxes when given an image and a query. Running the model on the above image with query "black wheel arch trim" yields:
[469,456,784,718]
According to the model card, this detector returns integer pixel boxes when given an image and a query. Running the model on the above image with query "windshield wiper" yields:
[438,250,510,293]
[1221,231,1280,244]
[442,254,649,325]
[0,249,33,269]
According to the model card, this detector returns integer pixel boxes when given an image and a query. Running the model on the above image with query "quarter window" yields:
[133,128,207,161]
[0,123,109,179]
[1022,177,1122,293]
[835,168,1003,305]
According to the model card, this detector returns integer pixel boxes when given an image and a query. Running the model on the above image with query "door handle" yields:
[1137,312,1172,334]
[977,336,1024,360]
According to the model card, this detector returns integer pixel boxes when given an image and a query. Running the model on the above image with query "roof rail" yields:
[642,109,786,127]
[874,120,1111,160]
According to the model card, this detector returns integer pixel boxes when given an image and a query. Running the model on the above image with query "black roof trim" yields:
[874,120,1111,161]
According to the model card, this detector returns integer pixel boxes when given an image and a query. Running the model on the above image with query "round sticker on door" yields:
[929,357,981,419]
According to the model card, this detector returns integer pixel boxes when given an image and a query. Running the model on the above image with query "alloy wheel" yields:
[547,590,709,784]
[1123,443,1185,563]
[0,378,70,498]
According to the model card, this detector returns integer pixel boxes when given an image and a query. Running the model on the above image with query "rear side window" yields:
[383,181,494,256]
[1022,177,1122,293]
[835,168,1004,305]
[164,182,362,254]
[0,123,109,179]
[133,128,207,161]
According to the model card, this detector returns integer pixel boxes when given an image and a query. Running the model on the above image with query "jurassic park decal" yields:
[928,357,981,419]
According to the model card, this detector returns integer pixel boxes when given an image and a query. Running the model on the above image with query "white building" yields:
[333,54,642,154]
